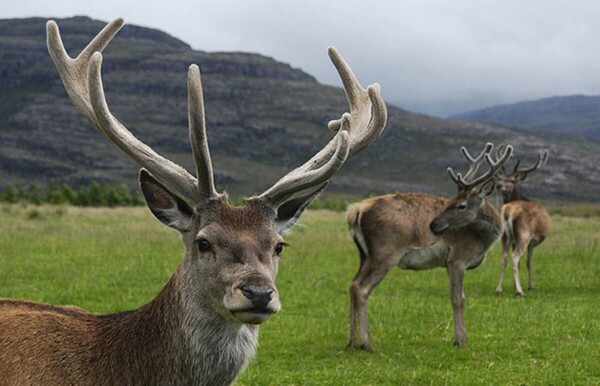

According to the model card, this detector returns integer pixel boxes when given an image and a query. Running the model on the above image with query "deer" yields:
[346,143,512,350]
[0,18,387,385]
[494,149,550,296]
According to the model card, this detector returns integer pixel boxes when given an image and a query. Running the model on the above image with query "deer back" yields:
[348,193,448,265]
[501,200,550,240]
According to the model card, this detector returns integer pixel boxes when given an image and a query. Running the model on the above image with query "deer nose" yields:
[241,286,274,309]
[430,219,444,235]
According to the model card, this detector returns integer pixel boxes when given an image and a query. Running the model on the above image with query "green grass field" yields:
[1,204,599,385]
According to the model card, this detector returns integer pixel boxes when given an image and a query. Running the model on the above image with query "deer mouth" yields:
[431,227,446,235]
[226,284,281,324]
[231,307,277,324]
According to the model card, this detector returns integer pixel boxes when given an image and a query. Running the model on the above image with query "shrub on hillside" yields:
[0,183,144,207]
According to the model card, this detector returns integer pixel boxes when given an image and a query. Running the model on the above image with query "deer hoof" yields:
[346,342,373,352]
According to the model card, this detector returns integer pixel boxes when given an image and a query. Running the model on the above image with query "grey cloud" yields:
[4,0,600,116]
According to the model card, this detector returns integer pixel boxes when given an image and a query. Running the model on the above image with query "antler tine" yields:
[512,159,521,174]
[48,19,203,203]
[254,47,387,207]
[462,142,493,163]
[465,145,513,190]
[327,47,387,157]
[493,144,507,161]
[87,53,202,202]
[47,18,124,128]
[460,142,493,180]
[188,65,219,200]
[446,167,462,186]
[448,144,513,191]
[514,150,549,176]
[258,131,350,207]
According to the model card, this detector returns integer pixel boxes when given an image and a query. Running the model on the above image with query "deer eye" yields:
[197,238,212,253]
[457,203,467,210]
[275,242,286,256]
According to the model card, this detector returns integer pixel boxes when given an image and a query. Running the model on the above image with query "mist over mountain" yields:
[1,17,599,203]
[452,95,600,139]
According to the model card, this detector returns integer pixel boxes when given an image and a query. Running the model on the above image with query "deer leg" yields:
[348,281,363,349]
[495,233,510,294]
[526,243,535,290]
[348,284,358,348]
[348,251,367,349]
[511,243,527,296]
[448,262,467,346]
[350,261,392,351]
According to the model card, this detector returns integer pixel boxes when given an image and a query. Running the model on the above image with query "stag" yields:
[346,143,512,349]
[0,18,387,385]
[495,149,550,296]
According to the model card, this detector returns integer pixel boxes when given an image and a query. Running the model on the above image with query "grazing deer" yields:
[0,18,387,385]
[495,149,550,296]
[346,143,512,349]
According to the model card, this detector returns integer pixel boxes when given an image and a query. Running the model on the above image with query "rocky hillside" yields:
[1,17,599,203]
[452,95,600,139]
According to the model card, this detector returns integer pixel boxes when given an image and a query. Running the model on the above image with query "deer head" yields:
[496,148,548,200]
[46,18,387,325]
[430,143,513,234]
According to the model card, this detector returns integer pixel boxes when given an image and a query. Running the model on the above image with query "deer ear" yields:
[478,179,496,198]
[274,183,328,234]
[139,169,194,232]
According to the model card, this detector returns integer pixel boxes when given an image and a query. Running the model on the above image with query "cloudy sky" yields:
[5,0,600,116]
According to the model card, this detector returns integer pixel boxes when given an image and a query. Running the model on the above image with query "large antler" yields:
[47,18,217,203]
[48,18,386,208]
[254,47,388,207]
[448,143,513,191]
[512,150,549,178]
[459,142,494,181]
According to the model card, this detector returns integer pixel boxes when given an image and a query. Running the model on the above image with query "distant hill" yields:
[1,17,600,203]
[452,95,600,139]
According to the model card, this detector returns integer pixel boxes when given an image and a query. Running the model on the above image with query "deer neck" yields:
[176,264,259,385]
[468,202,503,248]
[503,187,525,203]
[96,266,258,385]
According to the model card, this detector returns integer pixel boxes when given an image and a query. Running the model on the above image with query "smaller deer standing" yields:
[346,143,512,349]
[495,149,550,296]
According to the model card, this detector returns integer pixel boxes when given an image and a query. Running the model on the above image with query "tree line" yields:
[0,183,144,207]
[0,182,362,210]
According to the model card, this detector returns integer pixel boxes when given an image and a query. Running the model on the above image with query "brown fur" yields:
[0,276,181,385]
[349,193,448,256]
[495,155,551,296]
[347,190,502,350]
[495,199,551,295]
[0,193,284,386]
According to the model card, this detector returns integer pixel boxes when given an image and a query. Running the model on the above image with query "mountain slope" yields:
[1,17,599,203]
[452,95,600,139]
